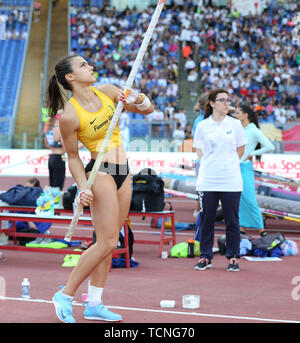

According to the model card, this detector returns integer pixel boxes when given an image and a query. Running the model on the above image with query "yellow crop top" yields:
[69,87,122,153]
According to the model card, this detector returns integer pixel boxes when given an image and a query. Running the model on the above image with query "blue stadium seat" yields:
[0,10,30,132]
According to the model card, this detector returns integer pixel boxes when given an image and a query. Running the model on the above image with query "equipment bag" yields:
[63,184,90,211]
[0,185,42,206]
[251,232,285,251]
[62,184,78,210]
[130,168,165,212]
[171,241,200,258]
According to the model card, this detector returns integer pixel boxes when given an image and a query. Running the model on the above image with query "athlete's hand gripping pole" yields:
[64,0,166,241]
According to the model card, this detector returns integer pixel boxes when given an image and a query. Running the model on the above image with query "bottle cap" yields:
[187,239,194,243]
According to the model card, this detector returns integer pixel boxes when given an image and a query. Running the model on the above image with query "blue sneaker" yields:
[52,289,76,323]
[84,303,122,322]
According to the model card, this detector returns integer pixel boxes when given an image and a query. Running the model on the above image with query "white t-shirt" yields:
[193,115,247,192]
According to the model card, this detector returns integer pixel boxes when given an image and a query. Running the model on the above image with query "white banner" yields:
[0,149,299,181]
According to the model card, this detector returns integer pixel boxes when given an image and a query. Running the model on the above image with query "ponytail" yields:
[46,75,65,118]
[46,54,78,117]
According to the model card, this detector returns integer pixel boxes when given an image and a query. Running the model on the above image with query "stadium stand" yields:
[0,4,31,137]
[69,1,180,141]
[68,0,299,147]
[179,1,300,126]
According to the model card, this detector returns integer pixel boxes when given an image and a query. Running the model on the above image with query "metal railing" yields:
[37,0,53,148]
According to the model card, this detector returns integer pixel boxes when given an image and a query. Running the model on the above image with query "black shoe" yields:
[194,258,212,271]
[260,231,268,237]
[227,258,240,272]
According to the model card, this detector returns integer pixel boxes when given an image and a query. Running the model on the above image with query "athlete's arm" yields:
[96,84,154,115]
[59,103,88,192]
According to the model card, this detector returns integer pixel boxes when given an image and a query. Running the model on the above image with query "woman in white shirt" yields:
[193,88,246,272]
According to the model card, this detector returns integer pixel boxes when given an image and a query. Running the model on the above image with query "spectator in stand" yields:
[187,68,198,96]
[286,105,297,122]
[0,12,8,40]
[173,108,187,129]
[33,1,40,23]
[172,122,185,142]
[161,109,173,138]
[184,123,193,139]
[147,107,164,138]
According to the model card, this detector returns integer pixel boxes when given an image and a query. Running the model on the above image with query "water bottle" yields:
[21,278,30,299]
[187,239,195,258]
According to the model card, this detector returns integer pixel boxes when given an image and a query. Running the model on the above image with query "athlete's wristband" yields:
[136,94,151,111]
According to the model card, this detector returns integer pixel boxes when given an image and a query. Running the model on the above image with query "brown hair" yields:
[46,55,79,118]
[194,92,209,112]
[204,88,229,119]
[26,178,41,188]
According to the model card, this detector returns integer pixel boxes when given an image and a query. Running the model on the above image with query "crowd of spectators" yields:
[0,8,29,40]
[181,0,300,124]
[69,0,300,144]
[70,2,186,140]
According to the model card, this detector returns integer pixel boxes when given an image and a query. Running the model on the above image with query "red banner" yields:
[282,124,300,152]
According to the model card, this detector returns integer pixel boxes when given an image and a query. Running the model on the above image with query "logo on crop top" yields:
[90,118,97,125]
[226,130,232,134]
[93,114,113,132]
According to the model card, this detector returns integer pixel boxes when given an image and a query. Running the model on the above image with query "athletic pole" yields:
[261,208,300,223]
[64,0,166,241]
[164,188,198,200]
[255,170,300,186]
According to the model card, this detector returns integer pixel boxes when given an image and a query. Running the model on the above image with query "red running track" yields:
[0,176,300,323]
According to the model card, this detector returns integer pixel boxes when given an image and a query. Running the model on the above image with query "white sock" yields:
[61,291,74,301]
[88,281,103,307]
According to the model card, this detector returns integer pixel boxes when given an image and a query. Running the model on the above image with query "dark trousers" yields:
[198,191,241,260]
[48,154,66,190]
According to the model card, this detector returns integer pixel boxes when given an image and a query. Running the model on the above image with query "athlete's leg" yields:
[89,173,131,287]
[62,172,120,296]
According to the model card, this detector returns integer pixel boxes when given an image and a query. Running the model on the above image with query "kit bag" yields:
[130,168,165,212]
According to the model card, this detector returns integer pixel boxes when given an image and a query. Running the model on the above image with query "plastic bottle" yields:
[21,278,30,299]
[187,239,195,258]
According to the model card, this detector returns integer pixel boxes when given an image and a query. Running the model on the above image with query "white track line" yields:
[0,296,299,323]
[50,224,300,240]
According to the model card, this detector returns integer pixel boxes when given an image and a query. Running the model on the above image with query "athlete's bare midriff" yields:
[90,143,127,164]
